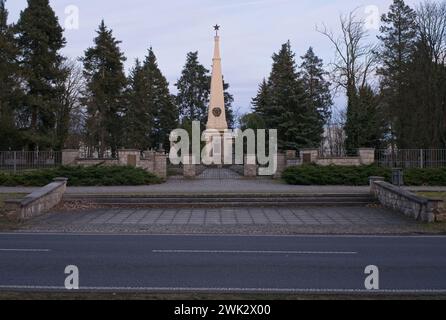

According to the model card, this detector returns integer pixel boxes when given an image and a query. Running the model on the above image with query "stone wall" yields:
[316,157,361,166]
[370,177,442,223]
[62,149,167,180]
[5,178,67,221]
[287,148,376,167]
[72,159,119,167]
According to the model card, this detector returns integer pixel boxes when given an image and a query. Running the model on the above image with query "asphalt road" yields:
[0,233,445,294]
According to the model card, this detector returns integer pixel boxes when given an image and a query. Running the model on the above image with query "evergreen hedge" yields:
[282,165,446,186]
[0,166,163,187]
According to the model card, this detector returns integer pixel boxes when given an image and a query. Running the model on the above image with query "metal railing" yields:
[0,151,62,173]
[376,149,446,168]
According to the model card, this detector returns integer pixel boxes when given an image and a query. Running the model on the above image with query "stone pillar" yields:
[299,148,319,164]
[143,150,156,161]
[154,152,167,180]
[359,148,375,165]
[285,150,297,160]
[183,155,197,179]
[274,153,287,179]
[62,149,79,166]
[369,176,385,195]
[244,155,257,178]
[118,149,141,167]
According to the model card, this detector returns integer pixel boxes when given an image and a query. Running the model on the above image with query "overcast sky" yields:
[6,0,422,115]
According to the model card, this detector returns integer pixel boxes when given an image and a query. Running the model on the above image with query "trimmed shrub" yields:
[282,165,392,186]
[404,168,446,186]
[282,165,446,186]
[0,166,163,187]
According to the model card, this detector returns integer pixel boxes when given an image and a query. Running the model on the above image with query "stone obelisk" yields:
[207,25,228,132]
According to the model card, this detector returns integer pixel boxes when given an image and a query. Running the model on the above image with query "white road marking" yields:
[0,285,445,294]
[152,250,357,255]
[0,249,51,253]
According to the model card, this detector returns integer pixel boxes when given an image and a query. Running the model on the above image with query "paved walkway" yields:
[197,168,242,180]
[21,206,419,234]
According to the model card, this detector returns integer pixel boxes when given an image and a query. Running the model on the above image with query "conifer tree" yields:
[143,48,178,150]
[377,0,417,148]
[82,20,127,157]
[176,52,210,127]
[252,41,321,150]
[15,0,67,150]
[0,0,21,150]
[176,51,235,129]
[299,47,332,127]
[223,79,235,129]
[124,59,154,150]
[252,79,270,119]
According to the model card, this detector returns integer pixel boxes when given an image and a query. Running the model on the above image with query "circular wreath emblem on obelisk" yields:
[212,107,222,117]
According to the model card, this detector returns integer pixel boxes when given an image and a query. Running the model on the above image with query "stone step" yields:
[63,201,375,208]
[64,193,378,208]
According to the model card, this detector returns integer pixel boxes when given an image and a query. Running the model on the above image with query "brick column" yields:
[244,155,257,178]
[62,149,79,166]
[299,148,319,164]
[118,149,140,167]
[183,155,197,179]
[359,148,375,165]
[285,150,297,160]
[274,153,287,179]
[154,152,167,179]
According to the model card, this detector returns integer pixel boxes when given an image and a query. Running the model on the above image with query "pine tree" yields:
[223,79,235,128]
[176,51,235,129]
[0,0,21,150]
[143,48,178,150]
[253,41,317,150]
[356,86,387,148]
[175,52,210,127]
[377,0,417,148]
[15,0,67,150]
[299,47,332,126]
[82,20,127,157]
[252,79,270,119]
[124,59,154,151]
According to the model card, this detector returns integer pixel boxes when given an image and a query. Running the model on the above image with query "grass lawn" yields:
[0,193,25,230]
[417,192,446,201]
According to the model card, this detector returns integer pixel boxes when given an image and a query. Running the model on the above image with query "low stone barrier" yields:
[62,149,167,179]
[370,177,442,223]
[5,178,68,221]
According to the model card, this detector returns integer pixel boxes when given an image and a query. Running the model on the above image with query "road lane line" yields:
[152,250,357,255]
[0,249,51,253]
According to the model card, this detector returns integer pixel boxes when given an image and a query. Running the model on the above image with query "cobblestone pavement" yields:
[20,206,421,234]
[197,168,242,180]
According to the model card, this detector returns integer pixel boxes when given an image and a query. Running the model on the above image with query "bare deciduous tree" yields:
[416,1,446,64]
[317,9,378,93]
[56,59,85,149]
